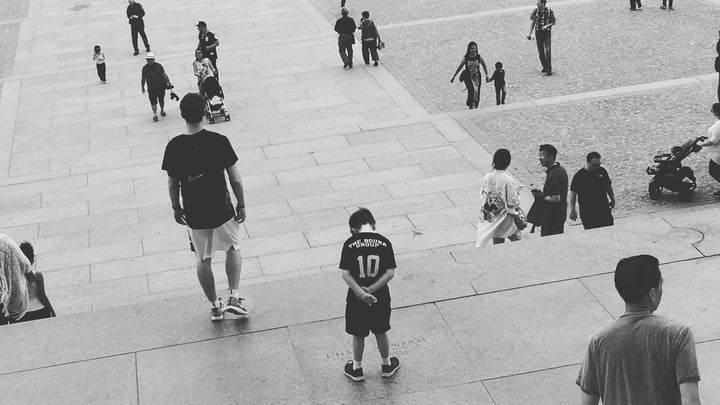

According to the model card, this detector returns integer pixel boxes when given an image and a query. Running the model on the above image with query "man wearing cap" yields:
[126,0,151,56]
[334,7,356,69]
[197,21,220,81]
[141,53,171,122]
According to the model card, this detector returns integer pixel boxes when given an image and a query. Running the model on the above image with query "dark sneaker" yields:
[344,360,365,381]
[211,298,225,321]
[160,111,167,117]
[373,61,379,67]
[381,357,400,377]
[541,67,548,73]
[545,70,553,76]
[660,5,666,8]
[226,297,248,316]
[153,116,159,122]
[637,4,643,9]
[668,6,673,9]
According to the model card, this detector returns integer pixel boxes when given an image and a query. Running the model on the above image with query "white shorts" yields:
[188,218,242,261]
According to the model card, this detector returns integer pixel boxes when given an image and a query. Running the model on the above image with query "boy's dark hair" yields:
[495,61,503,69]
[712,103,720,117]
[94,45,101,52]
[539,144,557,159]
[349,207,376,231]
[492,148,511,170]
[614,255,661,304]
[586,151,601,163]
[180,93,205,124]
[19,241,35,265]
[362,11,370,18]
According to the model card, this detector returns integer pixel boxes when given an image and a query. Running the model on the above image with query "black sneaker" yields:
[153,116,159,122]
[226,297,248,316]
[160,111,166,117]
[381,357,400,378]
[637,4,643,9]
[133,51,140,56]
[373,61,378,67]
[668,6,674,9]
[541,67,548,73]
[660,5,666,8]
[344,360,365,381]
[211,298,225,321]
[545,70,553,76]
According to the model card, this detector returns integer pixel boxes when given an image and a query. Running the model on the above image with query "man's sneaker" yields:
[373,61,379,67]
[225,296,248,316]
[133,50,139,56]
[668,6,674,9]
[660,5,666,8]
[211,298,225,321]
[160,111,167,117]
[637,3,643,9]
[344,360,365,381]
[381,357,400,377]
[153,116,159,122]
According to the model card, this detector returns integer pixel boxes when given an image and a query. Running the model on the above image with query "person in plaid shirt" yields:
[527,0,556,76]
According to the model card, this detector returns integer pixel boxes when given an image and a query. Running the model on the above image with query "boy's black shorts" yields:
[345,286,391,337]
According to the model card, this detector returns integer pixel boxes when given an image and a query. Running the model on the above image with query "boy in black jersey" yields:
[339,208,400,381]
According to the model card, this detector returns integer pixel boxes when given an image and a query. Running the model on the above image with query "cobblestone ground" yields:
[0,0,29,79]
[310,0,720,219]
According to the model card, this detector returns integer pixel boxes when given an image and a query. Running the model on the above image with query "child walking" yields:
[339,208,400,382]
[14,242,56,322]
[487,61,506,105]
[93,45,107,83]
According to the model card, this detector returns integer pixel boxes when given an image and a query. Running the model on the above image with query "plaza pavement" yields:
[1,0,720,403]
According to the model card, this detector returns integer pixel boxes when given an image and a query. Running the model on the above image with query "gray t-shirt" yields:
[576,312,700,405]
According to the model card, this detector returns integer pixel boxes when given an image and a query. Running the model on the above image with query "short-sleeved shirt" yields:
[141,62,167,92]
[334,16,356,35]
[530,7,555,31]
[706,120,720,164]
[571,167,612,216]
[198,31,218,58]
[339,232,396,289]
[488,69,505,86]
[577,313,700,405]
[161,130,238,230]
[542,163,568,219]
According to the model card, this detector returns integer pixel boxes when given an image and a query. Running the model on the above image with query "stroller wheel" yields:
[648,184,661,200]
[225,114,231,121]
[679,190,692,203]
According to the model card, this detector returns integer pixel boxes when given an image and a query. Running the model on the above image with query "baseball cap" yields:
[145,52,155,60]
[196,21,207,27]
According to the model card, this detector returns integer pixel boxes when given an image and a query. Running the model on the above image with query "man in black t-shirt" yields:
[140,53,171,122]
[570,152,615,230]
[531,144,568,236]
[197,21,220,80]
[334,8,356,69]
[339,208,400,381]
[127,0,150,55]
[161,93,247,322]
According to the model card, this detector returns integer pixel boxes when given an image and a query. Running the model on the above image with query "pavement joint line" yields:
[380,0,597,30]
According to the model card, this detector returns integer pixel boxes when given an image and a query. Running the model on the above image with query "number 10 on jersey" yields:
[357,255,380,278]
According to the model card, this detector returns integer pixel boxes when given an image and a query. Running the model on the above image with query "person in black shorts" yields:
[339,208,400,381]
[140,53,171,122]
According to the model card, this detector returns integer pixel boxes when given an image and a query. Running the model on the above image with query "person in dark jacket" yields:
[486,61,506,105]
[359,11,381,66]
[334,8,356,69]
[127,0,150,55]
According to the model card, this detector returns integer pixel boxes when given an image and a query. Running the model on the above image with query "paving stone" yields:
[437,280,613,379]
[483,364,580,405]
[91,249,196,283]
[313,140,406,164]
[289,185,392,214]
[88,189,167,214]
[661,205,720,256]
[39,239,143,272]
[146,258,263,293]
[245,207,349,238]
[263,134,349,158]
[344,122,438,146]
[431,117,472,142]
[304,215,415,248]
[276,159,370,184]
[23,231,88,256]
[39,207,138,237]
[329,165,427,191]
[258,244,339,275]
[43,265,91,289]
[347,192,455,218]
[0,200,88,228]
[580,255,720,342]
[407,204,477,230]
[0,354,138,405]
[247,179,333,205]
[0,193,41,214]
[386,171,482,199]
[398,133,450,151]
[366,381,494,405]
[137,329,311,404]
[391,223,476,254]
[697,340,720,401]
[46,275,149,309]
[420,156,477,177]
[41,180,135,206]
[288,304,479,404]
[0,174,87,198]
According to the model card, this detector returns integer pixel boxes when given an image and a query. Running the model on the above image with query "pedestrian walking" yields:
[92,45,107,83]
[576,255,702,405]
[161,93,248,322]
[569,152,615,230]
[628,0,643,10]
[450,41,489,109]
[334,7,356,69]
[0,235,32,325]
[476,149,523,246]
[660,0,674,10]
[359,11,381,66]
[486,61,507,105]
[140,53,171,122]
[12,242,56,322]
[197,21,220,81]
[340,208,400,382]
[527,0,556,75]
[193,49,216,93]
[126,0,150,56]
[531,144,568,236]
[698,103,720,197]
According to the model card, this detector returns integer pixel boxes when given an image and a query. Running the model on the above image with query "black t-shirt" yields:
[339,232,396,289]
[141,63,167,92]
[198,31,218,58]
[334,16,356,35]
[571,167,611,214]
[161,130,238,229]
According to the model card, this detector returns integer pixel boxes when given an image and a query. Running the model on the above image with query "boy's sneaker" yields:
[210,298,225,321]
[225,296,248,316]
[343,360,365,382]
[381,357,400,378]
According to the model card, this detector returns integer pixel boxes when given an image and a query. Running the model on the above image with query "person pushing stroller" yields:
[193,48,216,94]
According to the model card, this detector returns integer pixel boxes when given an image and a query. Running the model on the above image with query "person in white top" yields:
[14,242,56,322]
[476,148,523,246]
[92,45,107,83]
[698,103,720,198]
[193,48,216,93]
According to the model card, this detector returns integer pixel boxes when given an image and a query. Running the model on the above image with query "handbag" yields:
[377,40,385,50]
[511,207,528,231]
[459,70,468,82]
[526,197,543,227]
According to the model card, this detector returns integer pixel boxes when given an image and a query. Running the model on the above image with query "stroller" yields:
[200,75,230,124]
[646,136,706,202]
